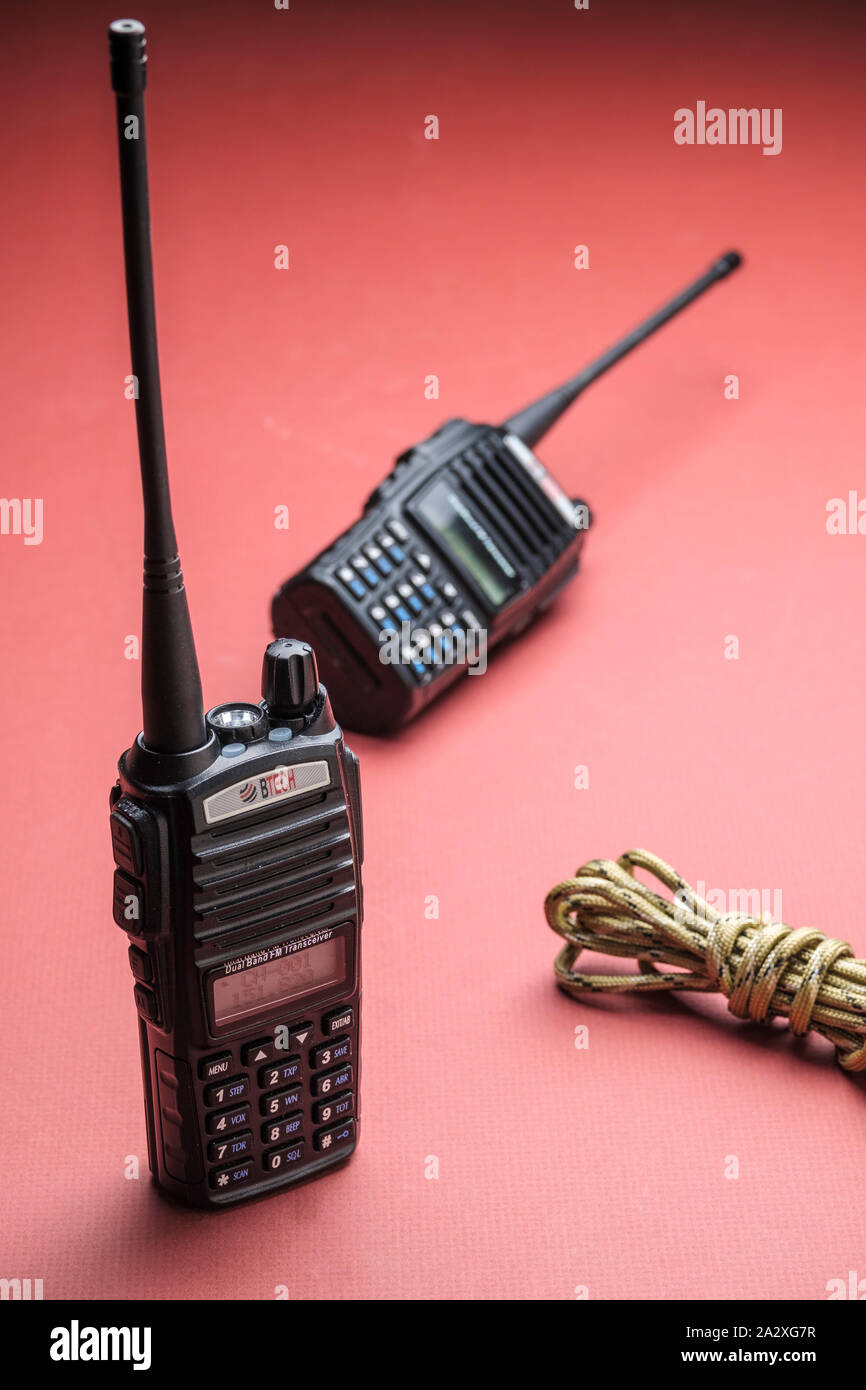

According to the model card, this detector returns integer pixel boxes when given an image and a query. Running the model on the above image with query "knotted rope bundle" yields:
[545,849,866,1071]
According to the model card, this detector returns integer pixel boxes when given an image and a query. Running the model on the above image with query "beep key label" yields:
[203,760,330,825]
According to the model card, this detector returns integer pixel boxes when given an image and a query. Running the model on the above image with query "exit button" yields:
[323,1007,353,1037]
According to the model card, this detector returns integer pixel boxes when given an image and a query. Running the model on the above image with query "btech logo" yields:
[49,1320,152,1371]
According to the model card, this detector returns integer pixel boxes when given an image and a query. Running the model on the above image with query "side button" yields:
[110,798,158,877]
[113,872,145,933]
[128,945,152,982]
[133,983,159,1023]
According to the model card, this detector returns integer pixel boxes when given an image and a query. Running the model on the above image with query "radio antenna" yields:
[502,251,742,448]
[109,19,206,755]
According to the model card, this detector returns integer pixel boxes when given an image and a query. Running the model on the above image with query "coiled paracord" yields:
[545,849,866,1071]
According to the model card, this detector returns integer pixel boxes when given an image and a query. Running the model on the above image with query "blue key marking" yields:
[411,661,426,678]
[408,595,423,615]
[374,555,392,576]
[359,566,379,588]
[388,544,405,563]
[395,604,411,623]
[420,583,436,602]
[349,578,365,599]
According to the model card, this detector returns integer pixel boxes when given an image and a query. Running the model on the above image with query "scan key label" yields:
[203,760,331,825]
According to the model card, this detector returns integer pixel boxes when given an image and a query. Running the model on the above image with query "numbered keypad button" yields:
[260,1085,303,1118]
[322,1007,354,1037]
[258,1057,302,1091]
[208,1131,253,1164]
[206,1103,251,1135]
[209,1159,255,1191]
[311,1063,353,1098]
[313,1091,354,1126]
[261,1112,303,1146]
[204,1075,249,1108]
[264,1141,305,1173]
[336,565,365,600]
[242,1038,274,1065]
[380,533,406,563]
[199,1053,232,1082]
[314,1118,355,1153]
[311,1035,352,1070]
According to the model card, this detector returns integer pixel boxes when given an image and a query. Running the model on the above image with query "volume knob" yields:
[262,639,319,720]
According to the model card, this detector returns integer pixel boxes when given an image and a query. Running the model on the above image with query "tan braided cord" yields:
[545,849,866,1071]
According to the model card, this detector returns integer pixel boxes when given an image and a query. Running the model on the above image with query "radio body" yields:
[110,659,363,1208]
[106,21,364,1208]
[273,252,743,735]
[273,421,589,734]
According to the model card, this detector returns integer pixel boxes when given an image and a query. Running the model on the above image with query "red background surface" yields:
[2,0,866,1300]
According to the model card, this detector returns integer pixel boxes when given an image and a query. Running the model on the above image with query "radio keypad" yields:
[350,555,380,589]
[208,1131,253,1164]
[364,543,392,577]
[312,1062,353,1097]
[312,1090,354,1126]
[337,565,366,601]
[209,1159,255,1191]
[199,1006,357,1191]
[258,1057,302,1091]
[260,1086,303,1118]
[314,1118,356,1153]
[264,1141,305,1172]
[262,1112,303,1145]
[311,1035,352,1070]
[200,1053,232,1081]
[342,522,487,686]
[204,1075,249,1108]
[379,534,405,564]
[323,1006,354,1036]
[287,1022,314,1052]
[206,1103,251,1135]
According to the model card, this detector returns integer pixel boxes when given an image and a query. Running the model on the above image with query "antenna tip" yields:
[109,18,147,95]
[714,250,743,277]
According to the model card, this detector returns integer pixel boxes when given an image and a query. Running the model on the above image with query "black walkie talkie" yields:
[107,20,363,1207]
[273,252,742,734]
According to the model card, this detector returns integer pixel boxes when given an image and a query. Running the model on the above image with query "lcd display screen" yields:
[211,936,346,1026]
[414,480,520,608]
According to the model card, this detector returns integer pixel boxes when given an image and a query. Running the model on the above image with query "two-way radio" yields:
[272,252,742,734]
[107,20,363,1207]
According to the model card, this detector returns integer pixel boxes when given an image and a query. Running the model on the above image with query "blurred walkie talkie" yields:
[272,253,742,733]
